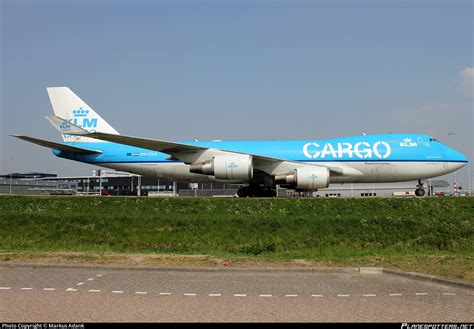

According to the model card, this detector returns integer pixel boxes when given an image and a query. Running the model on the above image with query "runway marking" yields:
[285,294,298,297]
[442,293,456,296]
[311,294,324,297]
[0,287,11,290]
[66,288,77,292]
[159,293,172,296]
[184,293,196,296]
[21,288,33,290]
[76,282,85,286]
[415,293,428,296]
[88,290,101,293]
[389,293,402,296]
[234,294,247,297]
[96,274,103,277]
[363,294,376,297]
[259,294,272,297]
[337,294,350,297]
[208,294,221,297]
[112,291,124,294]
[135,292,148,295]
[43,288,55,291]
[87,278,94,281]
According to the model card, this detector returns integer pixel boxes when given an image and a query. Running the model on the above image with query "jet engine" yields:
[189,154,253,180]
[275,166,330,191]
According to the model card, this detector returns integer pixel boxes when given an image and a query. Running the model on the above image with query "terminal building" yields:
[0,170,460,197]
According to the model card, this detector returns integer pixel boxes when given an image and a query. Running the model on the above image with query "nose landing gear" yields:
[415,180,426,197]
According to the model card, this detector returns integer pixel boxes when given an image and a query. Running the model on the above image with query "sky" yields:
[1,0,473,191]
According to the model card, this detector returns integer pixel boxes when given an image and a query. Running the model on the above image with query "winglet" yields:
[46,115,91,136]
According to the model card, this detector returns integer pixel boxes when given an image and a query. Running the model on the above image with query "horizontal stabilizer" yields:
[48,116,205,153]
[11,135,102,155]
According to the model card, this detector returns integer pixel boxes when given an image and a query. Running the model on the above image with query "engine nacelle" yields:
[275,166,330,191]
[189,154,253,181]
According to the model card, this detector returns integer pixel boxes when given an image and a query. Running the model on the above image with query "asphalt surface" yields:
[0,265,472,322]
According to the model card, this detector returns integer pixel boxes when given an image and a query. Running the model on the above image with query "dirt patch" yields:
[0,251,334,269]
[1,251,472,281]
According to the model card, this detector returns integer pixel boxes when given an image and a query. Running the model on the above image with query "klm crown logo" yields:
[59,122,71,130]
[309,174,319,181]
[59,122,71,133]
[400,137,418,147]
[68,107,97,130]
[72,108,90,117]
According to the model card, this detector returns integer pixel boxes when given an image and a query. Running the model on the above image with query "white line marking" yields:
[311,294,324,297]
[0,287,11,290]
[66,288,77,292]
[389,293,402,296]
[337,294,350,297]
[259,294,272,297]
[76,282,85,286]
[415,293,428,296]
[21,288,33,290]
[234,294,247,297]
[112,291,124,294]
[159,292,172,296]
[43,288,55,291]
[363,294,376,297]
[442,293,456,296]
[285,294,298,297]
[209,294,221,297]
[87,278,94,281]
[96,274,103,277]
[184,293,196,296]
[135,292,148,295]
[88,290,101,293]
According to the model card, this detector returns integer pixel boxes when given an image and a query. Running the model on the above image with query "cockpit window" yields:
[429,138,439,142]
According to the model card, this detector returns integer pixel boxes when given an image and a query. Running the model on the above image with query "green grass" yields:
[0,196,473,279]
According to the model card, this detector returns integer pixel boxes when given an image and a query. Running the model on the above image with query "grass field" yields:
[0,195,473,280]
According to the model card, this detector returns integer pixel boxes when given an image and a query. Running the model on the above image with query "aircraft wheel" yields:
[237,186,249,198]
[415,188,425,197]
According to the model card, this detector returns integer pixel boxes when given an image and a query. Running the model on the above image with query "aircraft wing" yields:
[11,135,103,155]
[47,116,347,175]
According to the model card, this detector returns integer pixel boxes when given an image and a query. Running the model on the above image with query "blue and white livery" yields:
[13,87,468,197]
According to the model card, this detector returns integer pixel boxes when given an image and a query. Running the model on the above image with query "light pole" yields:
[448,131,456,195]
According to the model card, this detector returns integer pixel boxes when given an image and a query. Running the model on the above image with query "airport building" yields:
[0,170,464,197]
[0,171,240,197]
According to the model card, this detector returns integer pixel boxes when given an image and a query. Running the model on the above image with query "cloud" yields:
[460,67,474,78]
[460,67,474,96]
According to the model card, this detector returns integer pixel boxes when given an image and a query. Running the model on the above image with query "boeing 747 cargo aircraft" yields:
[13,87,468,197]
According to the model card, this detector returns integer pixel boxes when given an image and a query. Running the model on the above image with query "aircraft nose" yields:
[448,161,467,172]
[453,149,468,164]
[443,145,468,168]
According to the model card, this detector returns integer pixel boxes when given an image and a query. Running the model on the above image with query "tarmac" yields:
[0,263,472,322]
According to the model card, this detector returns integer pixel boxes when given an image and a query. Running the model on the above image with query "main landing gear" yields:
[237,185,277,198]
[415,180,426,197]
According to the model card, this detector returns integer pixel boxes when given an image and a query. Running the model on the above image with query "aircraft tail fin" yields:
[46,87,119,142]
